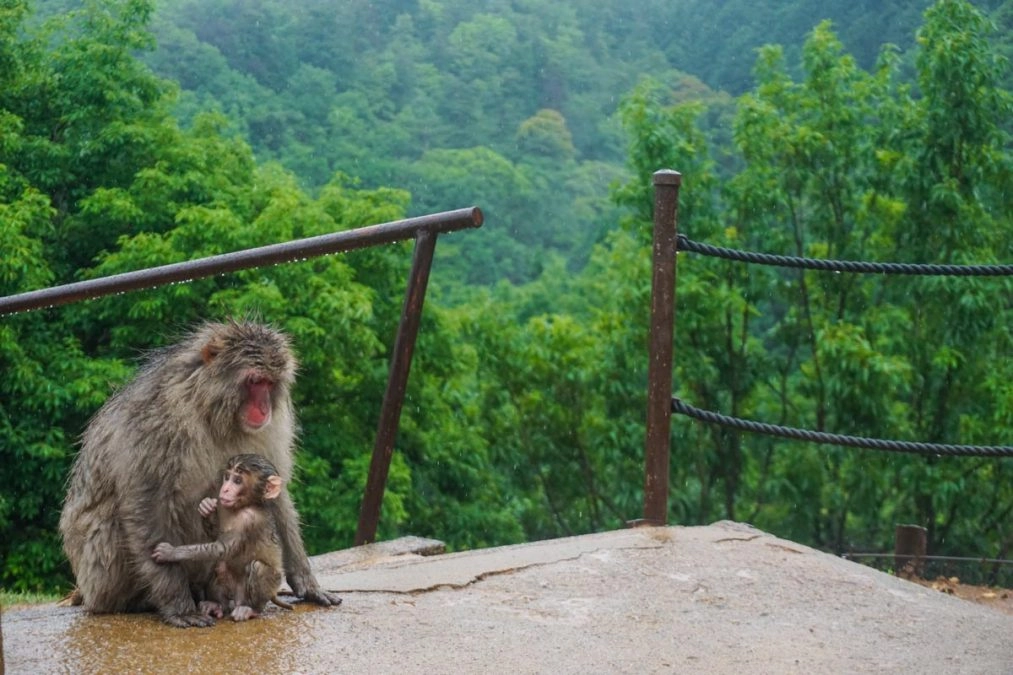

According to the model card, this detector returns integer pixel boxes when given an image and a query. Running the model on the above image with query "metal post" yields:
[894,524,927,578]
[639,170,682,526]
[355,230,438,545]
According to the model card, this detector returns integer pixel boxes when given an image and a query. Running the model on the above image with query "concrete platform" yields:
[3,522,1011,673]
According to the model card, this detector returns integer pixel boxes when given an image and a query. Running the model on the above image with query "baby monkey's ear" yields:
[264,475,283,501]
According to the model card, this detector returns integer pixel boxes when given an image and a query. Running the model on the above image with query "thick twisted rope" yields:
[671,398,1013,458]
[676,235,1013,276]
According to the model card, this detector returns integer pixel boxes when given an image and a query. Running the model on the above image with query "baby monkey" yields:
[153,453,294,621]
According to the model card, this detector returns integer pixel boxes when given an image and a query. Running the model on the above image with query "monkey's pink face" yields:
[241,374,274,431]
[218,470,247,509]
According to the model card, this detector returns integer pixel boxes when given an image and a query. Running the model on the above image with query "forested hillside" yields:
[140,0,1012,284]
[1,0,1010,592]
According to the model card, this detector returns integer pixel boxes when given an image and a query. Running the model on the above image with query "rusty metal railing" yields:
[636,170,681,527]
[0,207,484,545]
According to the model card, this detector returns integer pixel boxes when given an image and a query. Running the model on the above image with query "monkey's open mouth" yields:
[244,375,274,429]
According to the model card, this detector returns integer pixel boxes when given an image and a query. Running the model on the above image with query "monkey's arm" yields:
[153,506,260,564]
[152,539,228,564]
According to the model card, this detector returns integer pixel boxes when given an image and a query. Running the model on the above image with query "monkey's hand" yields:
[198,498,218,518]
[151,542,179,564]
[289,573,343,607]
[199,600,224,619]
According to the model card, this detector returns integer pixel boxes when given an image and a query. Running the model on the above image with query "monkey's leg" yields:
[194,567,224,619]
[244,560,282,613]
[273,492,342,607]
[136,556,215,628]
[204,562,233,616]
[227,564,261,622]
[69,509,138,613]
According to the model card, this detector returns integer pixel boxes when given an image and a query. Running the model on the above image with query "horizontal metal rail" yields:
[0,207,483,315]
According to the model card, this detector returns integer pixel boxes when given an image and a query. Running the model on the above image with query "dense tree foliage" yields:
[1,0,1010,592]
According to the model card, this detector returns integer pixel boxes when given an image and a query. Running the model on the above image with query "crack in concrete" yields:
[714,535,763,544]
[333,543,666,595]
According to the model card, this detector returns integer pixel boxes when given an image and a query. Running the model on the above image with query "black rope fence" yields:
[669,236,1012,458]
[671,398,1013,458]
[676,235,1013,276]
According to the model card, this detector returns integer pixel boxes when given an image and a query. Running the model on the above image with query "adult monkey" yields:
[60,320,342,627]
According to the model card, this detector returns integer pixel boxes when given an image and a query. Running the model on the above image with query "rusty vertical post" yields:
[894,524,927,578]
[641,170,682,526]
[355,230,438,545]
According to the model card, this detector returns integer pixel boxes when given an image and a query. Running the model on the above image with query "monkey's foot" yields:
[231,605,259,622]
[301,588,343,607]
[162,612,217,628]
[199,600,224,619]
[288,573,343,607]
[58,587,84,607]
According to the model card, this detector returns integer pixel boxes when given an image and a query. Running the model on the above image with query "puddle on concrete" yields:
[7,603,323,673]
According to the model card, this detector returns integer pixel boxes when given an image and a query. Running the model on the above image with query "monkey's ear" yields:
[264,475,283,501]
[200,337,225,365]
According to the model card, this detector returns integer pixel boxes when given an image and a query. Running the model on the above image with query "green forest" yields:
[1,0,1010,592]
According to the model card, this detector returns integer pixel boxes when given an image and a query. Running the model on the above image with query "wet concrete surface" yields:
[4,522,1012,674]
